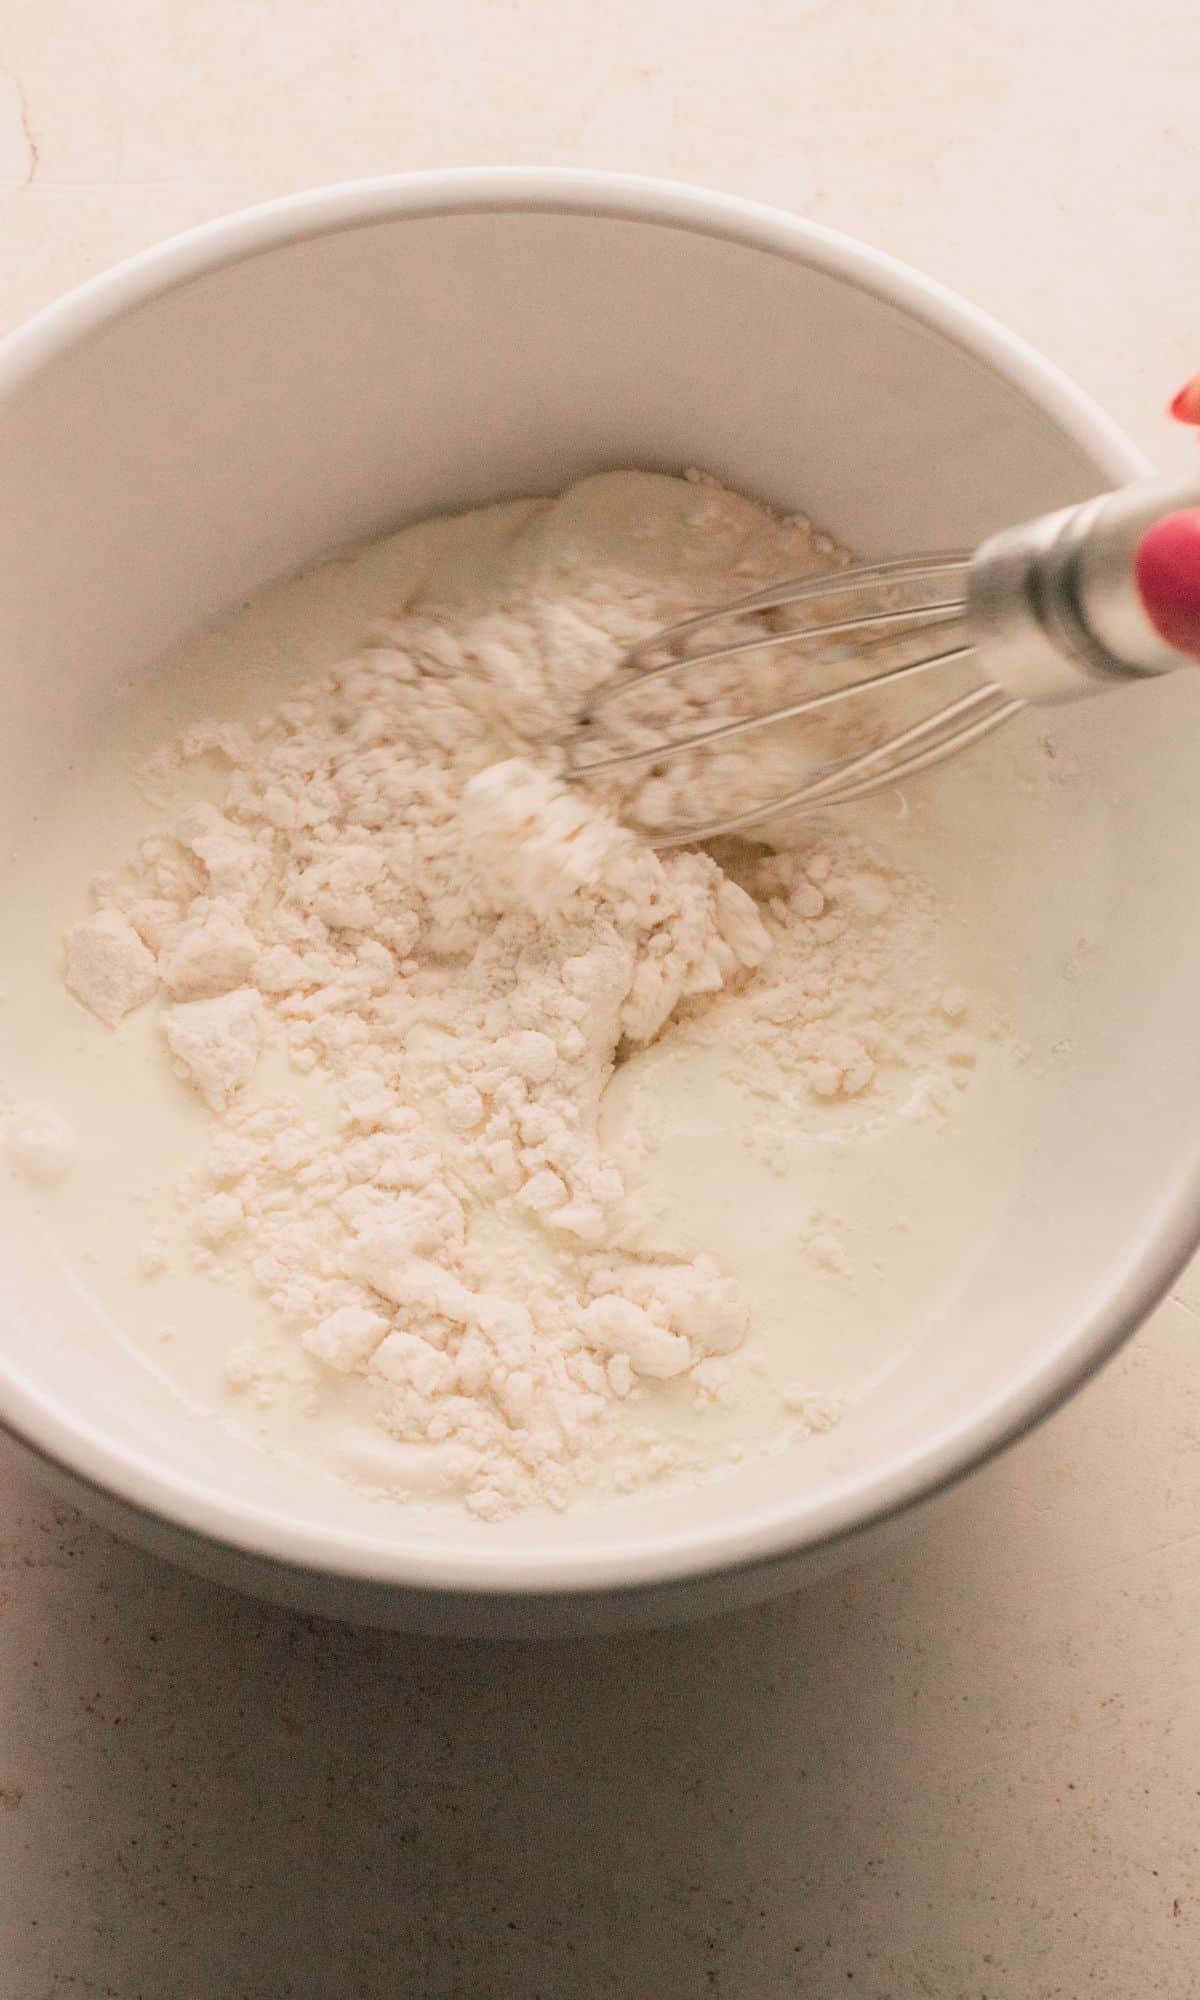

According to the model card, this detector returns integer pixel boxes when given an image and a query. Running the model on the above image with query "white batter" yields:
[0,472,1056,1519]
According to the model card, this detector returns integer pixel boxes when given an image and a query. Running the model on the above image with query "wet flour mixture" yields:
[2,473,1004,1517]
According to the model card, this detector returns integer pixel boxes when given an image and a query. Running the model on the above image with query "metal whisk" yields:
[568,475,1200,846]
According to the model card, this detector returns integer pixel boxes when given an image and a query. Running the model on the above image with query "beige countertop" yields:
[2,3,1199,1994]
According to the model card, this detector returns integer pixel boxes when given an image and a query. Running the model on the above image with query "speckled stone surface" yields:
[2,4,1200,1992]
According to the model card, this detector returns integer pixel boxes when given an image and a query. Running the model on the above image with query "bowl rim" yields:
[0,165,1174,1603]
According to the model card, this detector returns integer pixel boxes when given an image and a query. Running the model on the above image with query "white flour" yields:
[52,471,981,1517]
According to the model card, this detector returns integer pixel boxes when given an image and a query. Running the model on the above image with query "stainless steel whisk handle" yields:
[967,474,1200,704]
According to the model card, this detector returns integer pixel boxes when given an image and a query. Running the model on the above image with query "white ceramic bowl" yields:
[1,169,1194,1636]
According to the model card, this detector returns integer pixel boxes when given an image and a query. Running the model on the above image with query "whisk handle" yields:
[968,474,1200,704]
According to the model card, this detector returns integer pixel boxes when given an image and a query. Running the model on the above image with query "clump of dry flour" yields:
[60,472,975,1516]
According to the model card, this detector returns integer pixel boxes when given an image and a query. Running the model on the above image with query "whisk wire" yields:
[651,684,1021,847]
[582,600,967,721]
[587,557,972,717]
[565,553,1016,844]
[571,640,975,779]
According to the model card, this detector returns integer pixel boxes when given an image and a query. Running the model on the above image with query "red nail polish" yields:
[1169,373,1200,424]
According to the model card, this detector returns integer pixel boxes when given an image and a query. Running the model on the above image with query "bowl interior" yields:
[2,190,1197,1595]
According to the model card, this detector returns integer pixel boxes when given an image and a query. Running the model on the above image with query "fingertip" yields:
[1169,373,1200,425]
[1136,510,1200,657]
